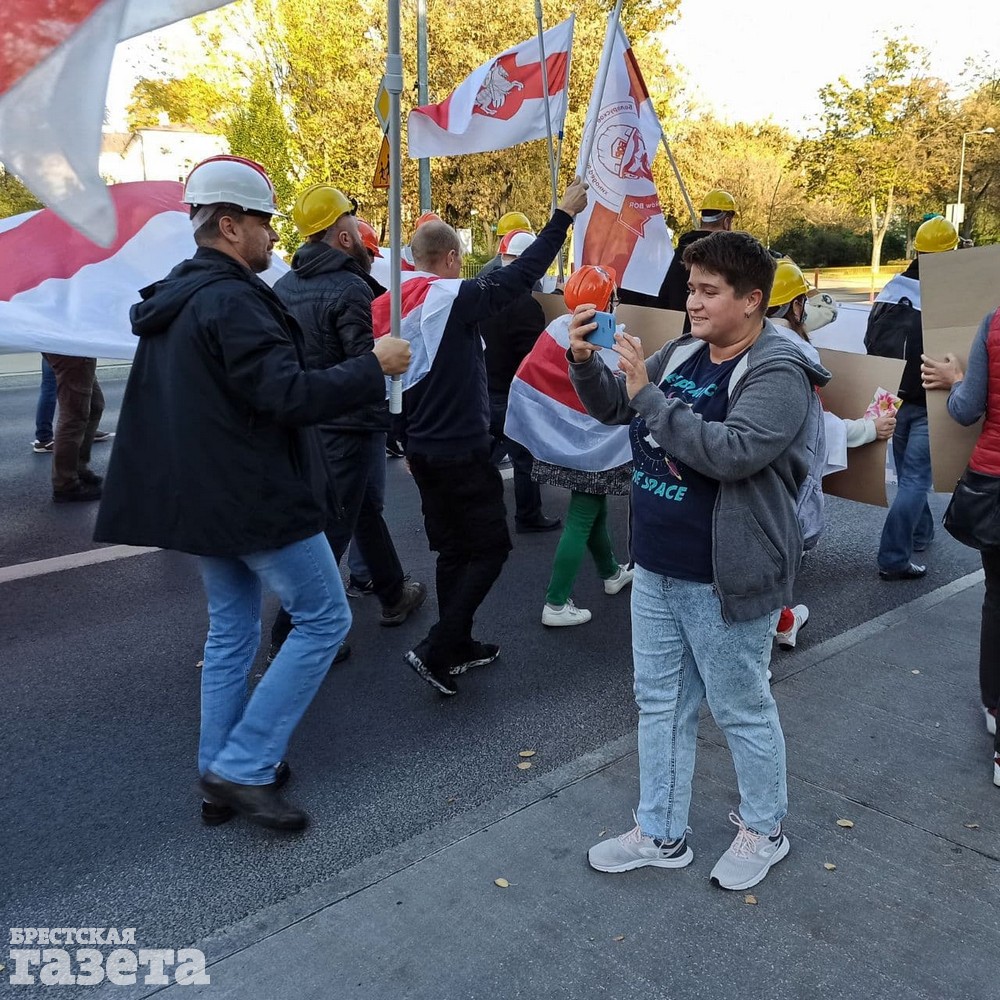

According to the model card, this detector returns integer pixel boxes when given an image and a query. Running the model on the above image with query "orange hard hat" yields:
[413,211,441,237]
[564,264,618,312]
[498,228,533,255]
[356,218,383,257]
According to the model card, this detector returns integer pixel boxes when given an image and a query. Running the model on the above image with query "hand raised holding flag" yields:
[559,176,590,218]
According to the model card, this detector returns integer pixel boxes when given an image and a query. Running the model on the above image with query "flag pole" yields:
[579,0,623,173]
[660,135,698,227]
[386,0,404,414]
[533,0,559,219]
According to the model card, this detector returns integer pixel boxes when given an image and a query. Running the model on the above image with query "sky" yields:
[661,0,1000,133]
[105,0,1000,135]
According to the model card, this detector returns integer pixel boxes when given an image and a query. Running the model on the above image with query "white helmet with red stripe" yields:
[498,228,534,257]
[183,155,283,216]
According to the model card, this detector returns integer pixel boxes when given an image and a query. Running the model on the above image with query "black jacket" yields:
[864,258,925,405]
[274,242,388,432]
[481,290,546,395]
[388,209,572,457]
[618,229,709,331]
[93,247,385,557]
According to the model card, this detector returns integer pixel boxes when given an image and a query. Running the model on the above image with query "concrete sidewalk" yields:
[118,574,998,1000]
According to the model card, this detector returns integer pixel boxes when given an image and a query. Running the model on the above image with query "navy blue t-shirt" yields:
[630,344,748,583]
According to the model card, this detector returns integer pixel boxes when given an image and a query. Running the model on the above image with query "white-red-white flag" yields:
[0,180,287,358]
[371,275,461,392]
[407,16,574,159]
[0,0,234,247]
[573,26,672,296]
[505,314,630,473]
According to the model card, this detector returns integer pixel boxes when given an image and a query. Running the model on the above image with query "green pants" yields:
[545,491,620,606]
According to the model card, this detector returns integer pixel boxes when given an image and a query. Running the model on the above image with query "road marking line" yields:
[0,545,159,584]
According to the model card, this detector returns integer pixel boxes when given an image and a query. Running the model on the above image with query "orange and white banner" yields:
[573,26,672,296]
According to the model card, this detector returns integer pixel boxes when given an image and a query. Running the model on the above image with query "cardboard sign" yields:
[531,294,685,358]
[818,349,904,508]
[920,245,1000,491]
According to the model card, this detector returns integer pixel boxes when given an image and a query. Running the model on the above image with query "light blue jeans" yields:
[879,403,934,571]
[631,566,786,841]
[197,533,351,784]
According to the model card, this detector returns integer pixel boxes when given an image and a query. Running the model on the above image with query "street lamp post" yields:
[957,127,996,231]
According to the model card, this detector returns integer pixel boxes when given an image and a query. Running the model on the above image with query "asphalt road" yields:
[0,369,982,981]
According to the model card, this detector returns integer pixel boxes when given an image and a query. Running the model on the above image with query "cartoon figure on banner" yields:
[474,61,525,116]
[597,124,653,183]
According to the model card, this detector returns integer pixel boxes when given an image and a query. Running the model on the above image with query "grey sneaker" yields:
[588,814,693,873]
[380,581,428,626]
[709,811,789,890]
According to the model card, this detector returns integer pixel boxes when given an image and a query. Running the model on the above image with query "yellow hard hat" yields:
[913,215,959,253]
[497,211,532,236]
[769,259,810,308]
[700,189,737,215]
[292,183,354,237]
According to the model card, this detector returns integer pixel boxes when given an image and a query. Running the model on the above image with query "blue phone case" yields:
[584,311,617,350]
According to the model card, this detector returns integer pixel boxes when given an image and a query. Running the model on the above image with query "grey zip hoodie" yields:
[569,322,831,623]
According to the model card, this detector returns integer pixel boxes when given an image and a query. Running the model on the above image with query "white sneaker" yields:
[603,564,634,595]
[541,599,592,627]
[994,754,1000,788]
[588,815,694,873]
[709,812,790,890]
[985,706,998,736]
[775,604,809,650]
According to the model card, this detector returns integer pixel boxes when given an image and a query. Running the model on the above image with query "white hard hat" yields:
[501,231,535,257]
[182,155,283,216]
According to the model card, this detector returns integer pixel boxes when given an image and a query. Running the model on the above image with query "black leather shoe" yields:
[200,766,306,830]
[878,563,927,581]
[202,761,291,826]
[53,482,102,503]
[78,469,103,487]
[333,641,351,664]
[515,515,562,534]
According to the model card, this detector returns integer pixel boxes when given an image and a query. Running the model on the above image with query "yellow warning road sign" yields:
[372,135,390,190]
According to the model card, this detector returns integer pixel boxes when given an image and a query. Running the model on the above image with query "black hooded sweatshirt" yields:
[94,247,384,556]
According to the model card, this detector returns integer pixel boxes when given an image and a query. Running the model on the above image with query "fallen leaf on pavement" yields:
[494,878,510,888]
[911,669,920,675]
[836,819,854,828]
[964,823,980,830]
[744,894,758,905]
[823,863,837,871]
[519,750,536,758]
[517,761,532,770]
[612,935,625,942]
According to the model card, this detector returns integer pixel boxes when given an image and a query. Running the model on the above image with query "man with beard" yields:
[266,185,426,664]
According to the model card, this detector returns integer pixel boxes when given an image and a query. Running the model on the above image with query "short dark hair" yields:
[682,230,776,310]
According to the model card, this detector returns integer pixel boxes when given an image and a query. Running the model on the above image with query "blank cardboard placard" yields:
[920,245,1000,491]
[818,349,904,507]
[532,295,685,358]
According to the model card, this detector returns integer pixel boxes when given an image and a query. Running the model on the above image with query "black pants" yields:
[409,449,512,666]
[270,430,405,647]
[980,550,1000,754]
[489,391,542,524]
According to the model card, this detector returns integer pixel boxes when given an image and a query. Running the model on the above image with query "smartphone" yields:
[584,310,617,350]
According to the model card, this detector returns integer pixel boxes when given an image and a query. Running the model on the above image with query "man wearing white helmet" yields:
[95,155,411,832]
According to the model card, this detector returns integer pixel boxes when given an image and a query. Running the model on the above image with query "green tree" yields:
[127,74,235,131]
[798,38,957,274]
[0,168,42,219]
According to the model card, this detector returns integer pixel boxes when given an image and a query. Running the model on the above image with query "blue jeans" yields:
[34,357,57,443]
[631,566,786,841]
[879,403,934,571]
[197,533,351,784]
